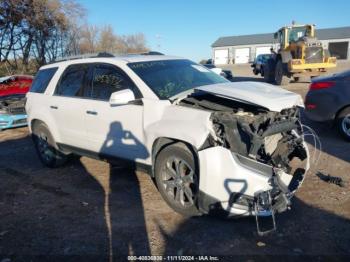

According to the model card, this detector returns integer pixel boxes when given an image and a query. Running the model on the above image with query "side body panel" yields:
[84,100,147,162]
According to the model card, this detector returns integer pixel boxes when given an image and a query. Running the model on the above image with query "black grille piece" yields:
[12,118,27,125]
[8,107,26,115]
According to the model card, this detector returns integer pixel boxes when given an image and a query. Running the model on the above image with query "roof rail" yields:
[141,51,164,55]
[47,52,115,65]
[46,51,163,65]
[125,50,164,56]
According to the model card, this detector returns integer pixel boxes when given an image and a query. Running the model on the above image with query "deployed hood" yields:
[195,82,304,112]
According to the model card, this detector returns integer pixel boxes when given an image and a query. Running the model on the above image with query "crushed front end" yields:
[179,92,310,234]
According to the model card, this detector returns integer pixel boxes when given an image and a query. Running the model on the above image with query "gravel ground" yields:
[0,62,349,261]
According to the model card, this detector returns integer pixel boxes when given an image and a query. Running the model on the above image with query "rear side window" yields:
[55,64,88,97]
[30,67,58,93]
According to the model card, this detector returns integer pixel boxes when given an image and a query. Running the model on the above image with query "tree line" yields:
[0,0,148,75]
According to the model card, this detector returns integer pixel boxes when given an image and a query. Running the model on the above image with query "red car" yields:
[0,75,33,96]
[0,75,33,130]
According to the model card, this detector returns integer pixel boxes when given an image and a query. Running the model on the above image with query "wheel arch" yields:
[151,137,199,177]
[335,104,350,123]
[30,118,43,130]
[29,116,61,144]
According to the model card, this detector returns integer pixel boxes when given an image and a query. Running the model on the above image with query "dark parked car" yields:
[305,70,350,141]
[251,54,272,76]
[203,64,233,81]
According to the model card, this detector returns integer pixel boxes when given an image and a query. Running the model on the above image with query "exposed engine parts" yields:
[180,92,307,169]
[180,92,309,222]
[0,95,26,115]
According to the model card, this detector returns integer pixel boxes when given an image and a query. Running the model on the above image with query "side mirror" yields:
[274,32,278,39]
[109,89,135,106]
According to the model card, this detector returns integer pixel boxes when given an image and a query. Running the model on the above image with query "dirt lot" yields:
[0,62,350,261]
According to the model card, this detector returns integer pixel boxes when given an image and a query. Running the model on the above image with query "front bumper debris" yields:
[254,190,277,236]
[198,142,309,235]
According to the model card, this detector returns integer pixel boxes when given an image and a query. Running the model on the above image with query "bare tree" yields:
[122,33,148,53]
[79,24,99,54]
[98,25,118,53]
[0,0,148,75]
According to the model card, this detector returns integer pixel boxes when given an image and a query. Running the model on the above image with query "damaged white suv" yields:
[26,53,309,233]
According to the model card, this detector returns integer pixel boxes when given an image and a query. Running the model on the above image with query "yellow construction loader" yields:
[264,23,337,85]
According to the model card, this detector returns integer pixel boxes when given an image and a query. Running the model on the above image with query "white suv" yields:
[26,53,310,233]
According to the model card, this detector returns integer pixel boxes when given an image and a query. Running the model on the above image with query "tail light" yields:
[309,81,335,91]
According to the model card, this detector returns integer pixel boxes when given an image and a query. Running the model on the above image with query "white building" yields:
[212,26,350,64]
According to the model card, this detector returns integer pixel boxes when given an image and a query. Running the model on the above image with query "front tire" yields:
[155,143,201,216]
[32,122,68,168]
[336,107,350,141]
[275,60,290,85]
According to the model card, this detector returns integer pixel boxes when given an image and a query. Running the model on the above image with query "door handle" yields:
[86,110,98,115]
[50,106,58,109]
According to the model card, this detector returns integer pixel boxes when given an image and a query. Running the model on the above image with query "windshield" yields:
[261,54,271,61]
[128,59,228,99]
[288,26,311,42]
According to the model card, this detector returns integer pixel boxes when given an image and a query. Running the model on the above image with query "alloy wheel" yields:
[341,114,350,137]
[161,156,196,207]
[37,132,55,162]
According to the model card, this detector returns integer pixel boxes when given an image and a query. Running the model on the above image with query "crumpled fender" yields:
[142,99,212,157]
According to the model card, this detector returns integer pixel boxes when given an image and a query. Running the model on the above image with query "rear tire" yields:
[275,60,290,85]
[336,107,350,141]
[32,122,68,168]
[155,142,201,217]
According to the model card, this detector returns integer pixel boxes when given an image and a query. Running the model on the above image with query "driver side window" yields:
[88,64,142,101]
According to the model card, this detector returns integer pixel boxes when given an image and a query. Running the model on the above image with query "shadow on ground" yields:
[160,197,350,259]
[0,131,349,260]
[0,129,151,261]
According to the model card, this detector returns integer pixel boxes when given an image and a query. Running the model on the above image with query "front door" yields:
[83,63,149,163]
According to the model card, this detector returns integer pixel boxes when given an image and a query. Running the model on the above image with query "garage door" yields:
[214,49,229,65]
[329,42,349,60]
[235,48,250,64]
[255,46,271,58]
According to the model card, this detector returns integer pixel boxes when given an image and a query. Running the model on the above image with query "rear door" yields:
[48,64,91,149]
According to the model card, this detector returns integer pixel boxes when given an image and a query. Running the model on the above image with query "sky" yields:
[77,0,350,62]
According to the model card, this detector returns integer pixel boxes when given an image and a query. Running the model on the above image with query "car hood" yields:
[195,81,304,112]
